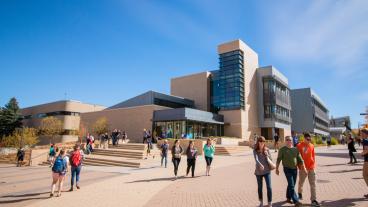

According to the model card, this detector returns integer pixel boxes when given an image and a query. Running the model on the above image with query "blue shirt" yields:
[292,136,299,147]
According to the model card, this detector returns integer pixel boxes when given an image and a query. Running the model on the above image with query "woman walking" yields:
[253,136,273,207]
[160,139,169,168]
[203,138,215,176]
[171,140,183,179]
[69,144,84,191]
[50,149,67,197]
[186,141,198,177]
[348,135,357,164]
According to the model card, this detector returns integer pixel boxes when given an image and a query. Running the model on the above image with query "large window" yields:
[211,50,245,112]
[153,121,223,139]
[22,111,80,119]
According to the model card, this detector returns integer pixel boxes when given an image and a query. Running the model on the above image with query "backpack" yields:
[70,151,81,167]
[52,156,65,173]
[49,148,55,156]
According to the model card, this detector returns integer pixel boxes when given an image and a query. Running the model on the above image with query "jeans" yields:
[186,159,196,177]
[349,150,357,163]
[172,158,181,176]
[71,165,82,187]
[284,167,299,203]
[256,173,272,203]
[161,154,167,167]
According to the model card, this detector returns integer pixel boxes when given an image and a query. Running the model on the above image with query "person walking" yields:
[253,136,273,207]
[347,134,357,164]
[186,141,198,178]
[143,129,149,144]
[16,148,25,167]
[203,138,216,176]
[69,144,84,191]
[145,131,153,159]
[122,131,127,144]
[276,136,305,207]
[160,139,169,168]
[103,132,109,149]
[171,140,183,179]
[273,133,279,152]
[360,128,368,198]
[296,133,320,207]
[50,149,67,197]
[292,132,299,147]
[49,144,56,167]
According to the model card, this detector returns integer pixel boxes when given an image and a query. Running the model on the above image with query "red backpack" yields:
[70,151,81,167]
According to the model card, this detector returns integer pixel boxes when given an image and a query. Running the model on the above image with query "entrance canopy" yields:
[153,108,224,124]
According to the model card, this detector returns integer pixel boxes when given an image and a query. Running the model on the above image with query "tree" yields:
[1,127,38,148]
[0,97,23,139]
[92,117,108,137]
[39,117,63,144]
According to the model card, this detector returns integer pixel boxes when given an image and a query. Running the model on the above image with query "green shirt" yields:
[277,146,303,169]
[203,144,215,158]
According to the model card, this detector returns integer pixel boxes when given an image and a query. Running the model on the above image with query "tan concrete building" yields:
[21,100,106,144]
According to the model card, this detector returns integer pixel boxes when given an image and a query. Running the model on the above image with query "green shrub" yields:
[330,137,338,145]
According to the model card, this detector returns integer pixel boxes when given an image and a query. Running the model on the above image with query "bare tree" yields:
[92,117,109,137]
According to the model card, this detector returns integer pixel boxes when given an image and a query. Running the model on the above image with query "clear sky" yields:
[0,0,367,127]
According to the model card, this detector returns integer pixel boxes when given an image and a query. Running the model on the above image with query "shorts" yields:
[52,172,65,180]
[205,156,213,166]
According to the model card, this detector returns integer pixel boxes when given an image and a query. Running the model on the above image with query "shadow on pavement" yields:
[0,196,49,204]
[320,197,367,206]
[126,175,205,183]
[0,192,49,198]
[329,169,362,174]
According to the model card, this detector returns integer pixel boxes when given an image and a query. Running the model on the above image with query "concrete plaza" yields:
[0,145,367,207]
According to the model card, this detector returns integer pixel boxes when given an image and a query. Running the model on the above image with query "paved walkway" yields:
[1,145,367,207]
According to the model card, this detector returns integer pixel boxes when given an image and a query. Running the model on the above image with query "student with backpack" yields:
[50,149,67,197]
[171,140,183,179]
[160,139,169,168]
[69,144,84,191]
[186,141,198,177]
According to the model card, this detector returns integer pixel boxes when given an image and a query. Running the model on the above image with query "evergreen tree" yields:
[0,97,23,139]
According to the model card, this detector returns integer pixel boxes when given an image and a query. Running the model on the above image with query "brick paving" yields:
[1,145,367,207]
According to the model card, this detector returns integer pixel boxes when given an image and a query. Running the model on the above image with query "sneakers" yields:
[311,200,320,206]
[364,194,368,198]
[68,188,73,192]
[294,201,302,207]
[286,199,293,204]
[298,193,303,200]
[258,200,263,207]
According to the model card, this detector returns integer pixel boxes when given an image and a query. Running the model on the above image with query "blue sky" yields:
[0,0,367,127]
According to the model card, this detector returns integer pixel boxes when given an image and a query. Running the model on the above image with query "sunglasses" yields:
[286,139,292,141]
[259,140,265,142]
[305,138,311,141]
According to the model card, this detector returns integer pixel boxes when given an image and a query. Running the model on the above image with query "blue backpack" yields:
[52,157,65,173]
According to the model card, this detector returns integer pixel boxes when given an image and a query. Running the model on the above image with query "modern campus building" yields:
[329,116,351,139]
[20,39,331,144]
[256,66,292,140]
[20,100,106,144]
[290,88,330,136]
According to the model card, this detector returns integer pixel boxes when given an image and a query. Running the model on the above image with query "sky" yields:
[0,0,367,127]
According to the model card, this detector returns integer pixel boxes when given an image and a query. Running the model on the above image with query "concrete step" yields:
[215,146,250,156]
[92,149,144,159]
[108,144,146,150]
[84,157,140,168]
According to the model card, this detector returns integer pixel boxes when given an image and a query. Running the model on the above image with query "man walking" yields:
[361,128,368,198]
[296,133,320,206]
[276,136,305,207]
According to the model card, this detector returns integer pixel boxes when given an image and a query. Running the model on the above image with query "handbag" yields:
[267,156,276,170]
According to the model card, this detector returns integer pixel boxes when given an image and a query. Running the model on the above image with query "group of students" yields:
[48,144,84,197]
[253,133,320,207]
[159,138,215,179]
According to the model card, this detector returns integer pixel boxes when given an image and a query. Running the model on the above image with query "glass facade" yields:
[263,78,291,124]
[153,121,223,139]
[211,50,245,113]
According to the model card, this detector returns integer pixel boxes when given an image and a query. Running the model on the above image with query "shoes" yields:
[76,185,80,189]
[268,203,272,207]
[348,162,352,164]
[68,188,73,192]
[364,194,368,198]
[353,161,358,164]
[298,193,303,200]
[50,193,54,197]
[311,200,320,206]
[286,199,293,204]
[294,201,302,207]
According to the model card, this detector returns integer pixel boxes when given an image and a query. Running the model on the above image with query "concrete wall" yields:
[81,105,169,143]
[291,88,314,133]
[171,72,211,111]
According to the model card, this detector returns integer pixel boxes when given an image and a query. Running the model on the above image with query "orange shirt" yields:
[296,142,315,170]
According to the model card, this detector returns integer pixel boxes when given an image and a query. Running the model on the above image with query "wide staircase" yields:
[82,143,152,168]
[215,145,250,156]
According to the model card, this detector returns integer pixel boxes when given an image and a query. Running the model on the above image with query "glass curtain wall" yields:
[153,121,223,139]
